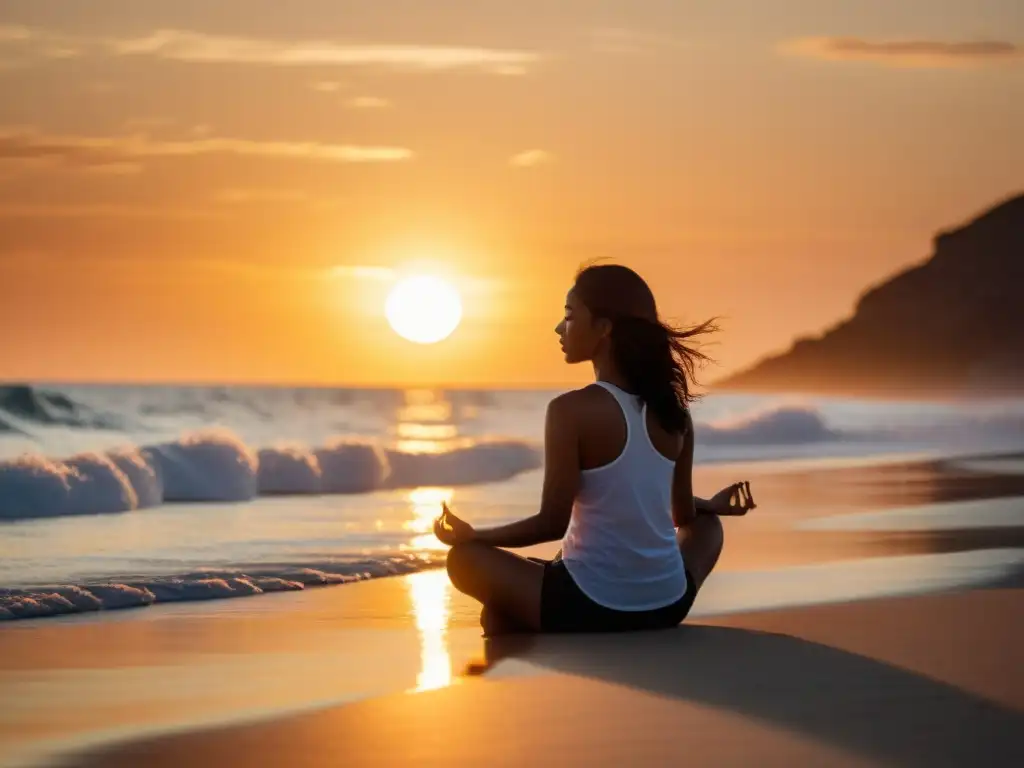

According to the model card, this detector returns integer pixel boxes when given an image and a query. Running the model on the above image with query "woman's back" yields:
[434,262,734,636]
[561,381,688,611]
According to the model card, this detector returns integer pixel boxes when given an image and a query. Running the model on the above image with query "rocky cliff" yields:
[714,192,1024,397]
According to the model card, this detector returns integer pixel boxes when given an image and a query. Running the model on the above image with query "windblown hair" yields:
[572,263,718,434]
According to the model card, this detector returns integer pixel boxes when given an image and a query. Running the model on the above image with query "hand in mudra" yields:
[709,481,756,516]
[433,502,476,546]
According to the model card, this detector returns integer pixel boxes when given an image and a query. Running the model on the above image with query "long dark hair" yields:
[572,263,718,434]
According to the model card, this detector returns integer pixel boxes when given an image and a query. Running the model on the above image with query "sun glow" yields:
[385,274,463,344]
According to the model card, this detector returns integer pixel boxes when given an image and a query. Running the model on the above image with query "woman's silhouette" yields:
[434,264,755,634]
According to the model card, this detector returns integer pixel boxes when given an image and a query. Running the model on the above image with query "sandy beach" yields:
[63,589,1024,768]
[2,453,1023,767]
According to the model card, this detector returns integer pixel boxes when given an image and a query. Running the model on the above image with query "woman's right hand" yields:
[433,502,477,546]
[708,481,756,516]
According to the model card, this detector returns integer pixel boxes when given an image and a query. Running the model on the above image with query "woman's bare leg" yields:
[676,513,724,589]
[479,604,534,636]
[446,542,546,632]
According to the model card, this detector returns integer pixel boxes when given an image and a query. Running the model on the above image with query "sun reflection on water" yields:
[394,389,458,454]
[404,486,455,690]
[403,486,452,551]
[407,564,454,691]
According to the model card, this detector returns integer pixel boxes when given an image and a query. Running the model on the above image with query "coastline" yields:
[1,450,1023,766]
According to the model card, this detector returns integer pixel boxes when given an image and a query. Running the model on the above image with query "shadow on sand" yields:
[481,623,1024,767]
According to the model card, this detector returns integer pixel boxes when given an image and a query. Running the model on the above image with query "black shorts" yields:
[538,556,698,634]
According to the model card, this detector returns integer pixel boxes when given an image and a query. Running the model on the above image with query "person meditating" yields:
[433,263,755,635]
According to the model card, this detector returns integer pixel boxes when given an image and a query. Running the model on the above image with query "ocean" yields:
[3,383,1024,621]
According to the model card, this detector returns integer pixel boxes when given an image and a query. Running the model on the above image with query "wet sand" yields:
[0,572,485,768]
[2,451,1023,767]
[64,589,1024,768]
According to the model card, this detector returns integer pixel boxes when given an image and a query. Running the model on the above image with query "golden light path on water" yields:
[405,486,455,691]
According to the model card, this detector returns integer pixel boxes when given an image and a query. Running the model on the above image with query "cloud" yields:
[311,80,344,92]
[0,24,80,62]
[0,25,32,43]
[509,149,553,168]
[0,128,413,169]
[780,37,1023,68]
[0,28,33,70]
[346,96,391,109]
[114,30,541,72]
[0,25,542,74]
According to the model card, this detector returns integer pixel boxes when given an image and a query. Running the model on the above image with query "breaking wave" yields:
[0,429,543,521]
[695,406,840,446]
[4,384,1023,522]
[0,553,442,621]
[0,385,122,430]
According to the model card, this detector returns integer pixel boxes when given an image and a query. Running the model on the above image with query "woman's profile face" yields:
[555,289,609,364]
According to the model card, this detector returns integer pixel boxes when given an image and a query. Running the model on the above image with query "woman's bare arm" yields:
[473,394,580,548]
[671,413,698,527]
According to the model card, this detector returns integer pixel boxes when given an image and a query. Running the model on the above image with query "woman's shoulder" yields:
[547,384,622,424]
[550,384,613,407]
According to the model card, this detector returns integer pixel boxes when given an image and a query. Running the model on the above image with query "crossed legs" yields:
[446,513,725,636]
[676,512,725,590]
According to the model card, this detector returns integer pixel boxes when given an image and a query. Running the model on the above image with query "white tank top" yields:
[561,381,688,611]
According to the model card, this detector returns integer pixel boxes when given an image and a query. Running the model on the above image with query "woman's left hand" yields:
[708,481,756,516]
[433,502,476,546]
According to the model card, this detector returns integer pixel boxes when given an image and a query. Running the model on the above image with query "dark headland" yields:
[714,192,1024,398]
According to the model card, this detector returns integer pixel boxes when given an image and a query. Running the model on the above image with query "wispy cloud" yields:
[0,26,31,43]
[0,25,542,74]
[310,80,345,93]
[0,128,413,169]
[509,149,554,168]
[347,96,391,109]
[0,28,32,70]
[780,37,1023,68]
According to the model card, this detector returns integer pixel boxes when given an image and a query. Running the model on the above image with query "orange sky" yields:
[0,0,1021,387]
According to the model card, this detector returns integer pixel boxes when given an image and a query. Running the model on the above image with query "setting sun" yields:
[385,275,463,344]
